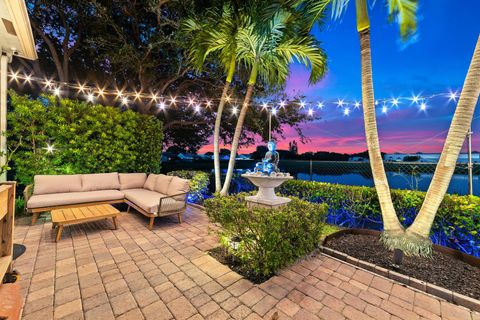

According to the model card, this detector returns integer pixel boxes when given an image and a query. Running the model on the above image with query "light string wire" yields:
[8,70,462,118]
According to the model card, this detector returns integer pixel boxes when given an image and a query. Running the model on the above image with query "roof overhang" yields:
[0,0,37,60]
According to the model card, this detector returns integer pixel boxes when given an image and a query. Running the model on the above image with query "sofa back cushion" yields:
[119,173,147,190]
[33,174,82,195]
[143,174,157,191]
[154,174,173,194]
[82,173,120,191]
[167,177,190,200]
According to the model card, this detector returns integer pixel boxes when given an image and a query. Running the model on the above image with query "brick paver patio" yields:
[13,205,480,320]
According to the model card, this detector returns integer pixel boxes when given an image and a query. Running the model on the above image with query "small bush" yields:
[167,170,209,204]
[279,180,480,256]
[205,193,328,277]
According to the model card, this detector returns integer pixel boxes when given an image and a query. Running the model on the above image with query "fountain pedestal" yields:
[241,174,293,209]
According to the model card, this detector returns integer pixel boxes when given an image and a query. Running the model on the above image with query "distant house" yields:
[236,154,252,160]
[348,156,367,162]
[177,153,195,161]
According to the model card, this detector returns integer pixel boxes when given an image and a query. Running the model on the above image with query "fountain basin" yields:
[241,174,293,209]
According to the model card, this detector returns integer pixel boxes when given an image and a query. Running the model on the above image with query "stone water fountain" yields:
[241,140,292,209]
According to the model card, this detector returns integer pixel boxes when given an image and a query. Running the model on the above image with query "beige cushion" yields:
[143,174,157,191]
[167,177,190,200]
[119,173,147,190]
[82,173,120,191]
[27,190,124,209]
[154,174,173,194]
[123,189,185,215]
[33,174,82,195]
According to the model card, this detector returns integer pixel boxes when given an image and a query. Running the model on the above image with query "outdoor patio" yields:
[13,205,479,320]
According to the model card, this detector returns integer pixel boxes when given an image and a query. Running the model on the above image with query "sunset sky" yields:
[200,0,480,155]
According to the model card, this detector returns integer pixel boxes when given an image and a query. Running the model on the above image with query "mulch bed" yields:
[209,247,270,284]
[325,234,480,300]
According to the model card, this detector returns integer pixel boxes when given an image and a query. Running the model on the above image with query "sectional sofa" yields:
[24,172,190,230]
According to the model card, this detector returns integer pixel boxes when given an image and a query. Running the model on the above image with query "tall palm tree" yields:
[403,37,480,255]
[183,5,247,192]
[220,10,327,195]
[299,0,418,246]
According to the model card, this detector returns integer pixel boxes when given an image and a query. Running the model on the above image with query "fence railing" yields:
[162,159,480,196]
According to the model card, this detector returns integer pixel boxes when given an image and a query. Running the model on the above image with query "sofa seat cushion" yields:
[123,189,185,215]
[33,174,82,195]
[27,190,124,209]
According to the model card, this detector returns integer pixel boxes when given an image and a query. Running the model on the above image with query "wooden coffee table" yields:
[51,204,120,242]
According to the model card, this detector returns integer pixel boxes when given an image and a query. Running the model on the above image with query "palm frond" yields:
[387,0,418,40]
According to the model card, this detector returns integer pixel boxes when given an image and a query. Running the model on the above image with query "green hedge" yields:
[7,92,163,185]
[205,193,328,276]
[167,170,209,203]
[278,180,480,256]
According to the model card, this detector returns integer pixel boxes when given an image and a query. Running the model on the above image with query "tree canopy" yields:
[11,0,320,152]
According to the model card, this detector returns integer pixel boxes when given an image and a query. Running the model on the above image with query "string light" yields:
[4,70,463,119]
[232,106,238,115]
[44,143,56,154]
[308,108,314,116]
[411,94,420,104]
[391,98,399,107]
[448,90,459,102]
[420,101,427,111]
[271,107,278,115]
[158,101,166,110]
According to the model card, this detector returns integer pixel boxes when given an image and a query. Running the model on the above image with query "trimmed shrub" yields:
[167,170,209,204]
[7,91,163,186]
[205,193,328,277]
[278,180,480,256]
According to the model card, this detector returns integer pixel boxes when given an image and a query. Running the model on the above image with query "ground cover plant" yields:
[279,180,480,257]
[205,193,328,281]
[7,92,163,186]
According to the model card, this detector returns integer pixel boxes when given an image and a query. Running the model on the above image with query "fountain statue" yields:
[242,140,292,209]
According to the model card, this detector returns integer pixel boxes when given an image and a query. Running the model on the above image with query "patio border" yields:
[319,233,480,312]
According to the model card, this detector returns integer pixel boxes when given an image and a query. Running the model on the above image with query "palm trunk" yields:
[214,56,236,192]
[220,63,258,195]
[356,0,404,243]
[404,36,480,255]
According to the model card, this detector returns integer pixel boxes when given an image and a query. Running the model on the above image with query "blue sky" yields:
[279,0,480,154]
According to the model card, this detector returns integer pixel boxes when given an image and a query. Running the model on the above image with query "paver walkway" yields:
[13,205,480,320]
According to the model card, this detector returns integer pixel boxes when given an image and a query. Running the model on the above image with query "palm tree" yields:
[219,10,327,195]
[403,37,480,255]
[299,0,418,246]
[183,5,246,192]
